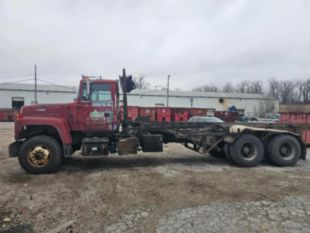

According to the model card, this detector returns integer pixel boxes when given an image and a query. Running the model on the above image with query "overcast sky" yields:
[0,0,309,90]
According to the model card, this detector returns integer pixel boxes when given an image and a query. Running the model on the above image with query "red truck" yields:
[9,69,306,174]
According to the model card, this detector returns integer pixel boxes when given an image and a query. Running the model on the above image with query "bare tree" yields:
[222,82,235,93]
[267,78,310,104]
[296,78,310,103]
[303,78,310,103]
[133,75,149,89]
[249,80,263,94]
[236,80,263,94]
[192,76,310,104]
[280,81,296,104]
[267,78,281,99]
[236,81,250,93]
[193,85,219,92]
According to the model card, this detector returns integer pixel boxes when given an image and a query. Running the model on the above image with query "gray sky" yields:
[0,0,310,90]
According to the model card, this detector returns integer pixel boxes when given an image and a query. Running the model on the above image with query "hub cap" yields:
[240,143,257,160]
[27,146,50,167]
[279,143,294,160]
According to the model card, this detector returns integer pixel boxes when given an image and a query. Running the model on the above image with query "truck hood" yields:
[21,103,70,118]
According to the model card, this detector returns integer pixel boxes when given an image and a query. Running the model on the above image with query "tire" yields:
[267,135,301,166]
[229,134,264,167]
[223,143,233,163]
[18,135,62,174]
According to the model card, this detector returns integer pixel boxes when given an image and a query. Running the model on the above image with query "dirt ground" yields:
[1,122,310,233]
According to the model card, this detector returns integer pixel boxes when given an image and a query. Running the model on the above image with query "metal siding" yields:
[126,95,278,117]
[0,90,76,108]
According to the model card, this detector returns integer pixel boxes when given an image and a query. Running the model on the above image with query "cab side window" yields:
[80,82,112,102]
[90,83,112,102]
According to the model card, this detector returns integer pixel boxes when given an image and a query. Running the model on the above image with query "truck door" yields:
[78,81,116,131]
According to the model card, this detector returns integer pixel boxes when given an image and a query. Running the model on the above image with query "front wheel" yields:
[267,135,301,166]
[18,135,62,174]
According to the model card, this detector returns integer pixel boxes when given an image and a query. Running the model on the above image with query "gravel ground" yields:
[0,122,310,233]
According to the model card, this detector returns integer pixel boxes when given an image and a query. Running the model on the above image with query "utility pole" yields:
[34,64,38,104]
[167,75,171,107]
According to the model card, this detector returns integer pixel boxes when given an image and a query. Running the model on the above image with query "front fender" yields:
[15,117,72,144]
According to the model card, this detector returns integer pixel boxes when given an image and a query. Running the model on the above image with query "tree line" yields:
[133,75,310,104]
[193,78,310,104]
[133,75,150,89]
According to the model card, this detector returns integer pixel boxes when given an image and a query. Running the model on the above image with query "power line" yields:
[39,74,75,85]
[37,78,77,91]
[34,65,37,104]
[0,74,75,86]
[0,74,33,79]
[0,78,34,85]
[37,77,74,87]
[0,76,77,91]
[0,73,78,90]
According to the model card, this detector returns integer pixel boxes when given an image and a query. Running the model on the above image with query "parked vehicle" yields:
[188,116,224,123]
[258,114,281,123]
[236,116,259,123]
[9,69,306,174]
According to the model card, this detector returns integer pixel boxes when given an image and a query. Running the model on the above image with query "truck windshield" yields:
[81,82,112,102]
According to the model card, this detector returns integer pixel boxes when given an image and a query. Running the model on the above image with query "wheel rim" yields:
[279,142,295,160]
[240,143,257,160]
[27,145,50,167]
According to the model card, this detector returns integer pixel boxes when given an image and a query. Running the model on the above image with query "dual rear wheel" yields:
[267,135,301,166]
[224,134,301,167]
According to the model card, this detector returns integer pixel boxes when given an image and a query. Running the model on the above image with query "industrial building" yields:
[129,89,279,117]
[0,83,78,109]
[0,83,279,117]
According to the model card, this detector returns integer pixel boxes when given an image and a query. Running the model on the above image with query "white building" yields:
[0,83,278,117]
[128,89,278,117]
[0,83,78,109]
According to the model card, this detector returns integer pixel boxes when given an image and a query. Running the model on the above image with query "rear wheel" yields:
[18,135,62,174]
[229,134,264,167]
[267,135,301,166]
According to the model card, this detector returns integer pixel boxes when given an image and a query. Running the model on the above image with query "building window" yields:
[219,98,224,104]
[12,97,24,109]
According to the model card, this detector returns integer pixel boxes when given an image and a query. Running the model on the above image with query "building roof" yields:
[129,89,277,100]
[0,83,78,93]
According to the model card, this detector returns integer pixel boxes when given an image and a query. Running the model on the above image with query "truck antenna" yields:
[34,64,38,104]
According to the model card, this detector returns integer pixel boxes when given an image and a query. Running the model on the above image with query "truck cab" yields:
[72,77,120,132]
[10,77,121,174]
[15,77,120,134]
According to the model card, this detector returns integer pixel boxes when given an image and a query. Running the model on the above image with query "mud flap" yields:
[8,141,23,157]
[301,144,307,160]
[63,144,73,157]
